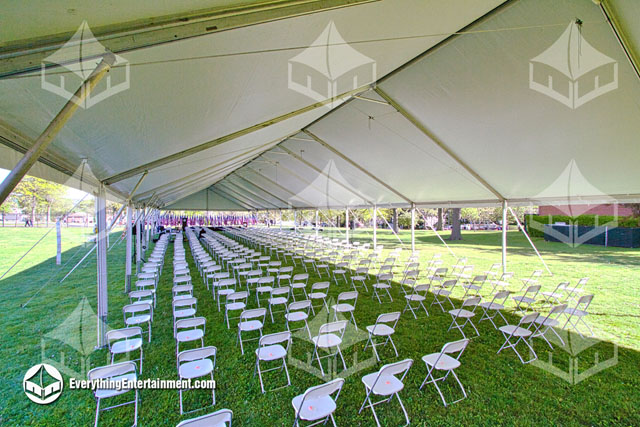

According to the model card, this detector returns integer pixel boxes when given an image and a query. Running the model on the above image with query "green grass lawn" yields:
[0,226,638,426]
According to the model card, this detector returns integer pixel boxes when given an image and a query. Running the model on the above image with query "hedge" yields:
[526,214,640,238]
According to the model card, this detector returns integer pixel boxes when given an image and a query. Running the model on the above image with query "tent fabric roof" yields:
[1,0,639,210]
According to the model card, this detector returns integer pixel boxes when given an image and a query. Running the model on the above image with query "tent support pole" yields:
[411,203,416,252]
[96,184,108,349]
[136,208,142,273]
[294,210,297,233]
[0,54,115,206]
[509,206,552,276]
[56,220,62,265]
[315,210,319,238]
[125,203,133,293]
[345,208,350,244]
[502,200,507,273]
[373,205,377,251]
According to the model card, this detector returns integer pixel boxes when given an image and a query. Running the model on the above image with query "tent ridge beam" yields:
[599,1,640,83]
[232,174,289,205]
[374,86,505,201]
[103,84,372,185]
[208,187,252,210]
[212,185,258,210]
[217,182,266,209]
[243,167,312,207]
[303,129,413,204]
[222,179,281,209]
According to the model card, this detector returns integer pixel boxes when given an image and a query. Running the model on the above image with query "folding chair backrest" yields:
[176,409,233,427]
[433,267,448,276]
[519,312,540,326]
[214,272,230,280]
[462,296,481,307]
[241,308,267,321]
[442,279,457,288]
[293,273,309,282]
[107,327,142,344]
[492,290,511,303]
[577,277,589,287]
[530,270,543,279]
[124,302,151,315]
[338,291,358,303]
[500,272,514,281]
[379,358,413,378]
[129,290,153,300]
[526,285,542,296]
[176,317,206,330]
[473,275,487,283]
[88,361,136,381]
[576,294,594,310]
[219,278,236,287]
[442,338,470,355]
[377,311,401,324]
[355,267,368,275]
[414,284,430,293]
[302,378,344,402]
[178,346,217,364]
[549,303,568,316]
[319,320,347,335]
[258,276,275,284]
[378,273,393,282]
[271,287,290,296]
[259,331,291,347]
[288,300,311,311]
[279,266,294,273]
[228,291,248,302]
[311,281,330,291]
[174,297,197,310]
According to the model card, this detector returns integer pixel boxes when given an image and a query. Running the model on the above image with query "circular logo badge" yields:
[23,363,64,404]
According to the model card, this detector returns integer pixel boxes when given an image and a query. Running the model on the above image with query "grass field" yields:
[0,226,638,426]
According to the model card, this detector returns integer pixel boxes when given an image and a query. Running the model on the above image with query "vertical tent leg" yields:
[125,204,133,293]
[96,184,108,349]
[411,203,416,253]
[294,210,297,233]
[56,220,61,265]
[345,208,350,245]
[373,205,377,251]
[315,210,319,238]
[279,210,282,231]
[136,208,142,273]
[502,200,508,273]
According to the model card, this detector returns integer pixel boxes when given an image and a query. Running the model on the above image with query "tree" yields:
[436,208,443,231]
[449,208,462,240]
[622,204,640,217]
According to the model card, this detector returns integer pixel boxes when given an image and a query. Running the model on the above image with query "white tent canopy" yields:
[1,0,639,210]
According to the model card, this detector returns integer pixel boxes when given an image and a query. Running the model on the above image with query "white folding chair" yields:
[533,304,568,348]
[430,279,457,312]
[254,331,292,394]
[372,273,393,304]
[176,317,206,359]
[359,359,413,427]
[123,302,153,342]
[256,276,275,307]
[497,312,541,364]
[448,296,481,339]
[268,286,291,323]
[351,267,369,292]
[173,298,197,337]
[403,284,430,319]
[519,270,542,292]
[88,361,138,427]
[540,282,567,306]
[106,327,143,374]
[462,275,487,298]
[420,338,469,406]
[311,321,348,377]
[177,346,217,414]
[291,378,344,427]
[129,289,155,308]
[216,278,237,312]
[225,291,248,329]
[478,290,510,329]
[285,300,312,339]
[291,273,309,300]
[562,294,595,337]
[309,282,330,314]
[176,409,233,427]
[512,284,541,313]
[238,308,266,355]
[488,271,514,294]
[364,312,400,361]
[277,266,294,286]
[331,291,358,329]
[560,277,589,304]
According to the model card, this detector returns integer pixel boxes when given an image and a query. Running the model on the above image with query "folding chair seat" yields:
[359,359,413,427]
[285,300,312,339]
[309,281,330,314]
[177,346,217,414]
[448,297,481,339]
[419,338,469,406]
[331,291,358,328]
[256,276,275,307]
[176,409,233,427]
[497,312,541,364]
[268,286,291,323]
[372,273,393,304]
[488,271,513,294]
[364,312,400,361]
[541,282,567,306]
[512,284,541,313]
[403,284,430,318]
[173,298,197,337]
[462,275,487,298]
[123,302,153,342]
[533,304,568,348]
[291,378,344,427]
[291,273,309,300]
[311,321,348,376]
[254,331,292,394]
[478,290,511,329]
[225,291,248,329]
[88,362,138,427]
[238,308,266,355]
[350,267,369,292]
[430,279,457,312]
[215,278,237,312]
[176,316,206,364]
[562,294,595,337]
[519,270,542,292]
[107,327,143,374]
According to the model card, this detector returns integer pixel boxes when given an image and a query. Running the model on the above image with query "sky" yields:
[0,168,90,202]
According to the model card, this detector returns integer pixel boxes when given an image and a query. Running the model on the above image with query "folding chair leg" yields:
[396,393,410,426]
